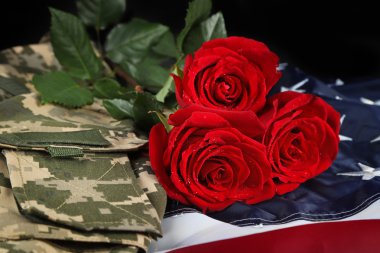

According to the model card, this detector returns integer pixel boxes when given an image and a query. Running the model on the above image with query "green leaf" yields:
[77,0,126,30]
[121,58,169,92]
[93,78,122,98]
[150,111,173,132]
[201,12,227,41]
[184,12,227,54]
[0,76,29,96]
[106,18,169,63]
[133,92,161,132]
[176,0,212,53]
[49,8,102,80]
[152,30,179,58]
[155,66,181,103]
[164,92,181,109]
[93,78,135,100]
[103,99,134,119]
[32,71,94,108]
[155,76,174,103]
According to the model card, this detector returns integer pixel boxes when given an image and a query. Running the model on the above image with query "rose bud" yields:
[149,105,275,212]
[172,36,281,112]
[260,91,340,195]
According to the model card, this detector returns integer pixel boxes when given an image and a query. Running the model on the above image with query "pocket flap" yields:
[0,129,111,147]
[0,94,147,154]
[4,150,162,237]
[0,129,147,158]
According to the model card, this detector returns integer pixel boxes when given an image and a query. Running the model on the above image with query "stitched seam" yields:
[229,192,380,225]
[120,162,160,227]
[163,194,380,225]
[237,195,380,226]
[164,208,200,216]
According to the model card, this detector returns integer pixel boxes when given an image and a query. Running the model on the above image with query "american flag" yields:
[154,63,380,253]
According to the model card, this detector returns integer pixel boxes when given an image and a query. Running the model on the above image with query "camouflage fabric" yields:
[0,239,141,253]
[0,43,167,252]
[0,43,60,82]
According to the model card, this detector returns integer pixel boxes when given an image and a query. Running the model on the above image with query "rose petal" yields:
[244,180,276,204]
[175,36,281,111]
[169,105,265,138]
[149,124,190,204]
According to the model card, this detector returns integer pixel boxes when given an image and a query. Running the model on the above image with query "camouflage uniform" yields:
[0,43,167,252]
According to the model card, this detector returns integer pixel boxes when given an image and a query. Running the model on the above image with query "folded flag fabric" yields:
[158,63,380,252]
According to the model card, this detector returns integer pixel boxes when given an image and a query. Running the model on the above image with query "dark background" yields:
[1,0,380,83]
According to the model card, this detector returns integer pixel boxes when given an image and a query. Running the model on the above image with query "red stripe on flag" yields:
[169,220,380,253]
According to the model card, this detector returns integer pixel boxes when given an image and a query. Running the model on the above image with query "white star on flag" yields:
[339,114,353,141]
[277,62,288,71]
[281,78,308,93]
[337,163,380,180]
[371,135,380,143]
[335,78,344,86]
[360,97,380,106]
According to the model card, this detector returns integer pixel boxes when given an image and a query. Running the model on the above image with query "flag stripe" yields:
[168,220,380,253]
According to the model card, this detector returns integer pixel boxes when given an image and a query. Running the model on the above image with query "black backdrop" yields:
[1,0,380,82]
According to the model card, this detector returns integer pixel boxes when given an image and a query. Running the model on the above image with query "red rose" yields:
[260,91,340,195]
[149,105,275,212]
[172,36,281,112]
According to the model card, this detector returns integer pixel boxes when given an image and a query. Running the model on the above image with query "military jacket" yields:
[0,43,167,252]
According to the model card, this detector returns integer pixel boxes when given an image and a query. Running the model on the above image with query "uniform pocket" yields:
[3,150,162,237]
